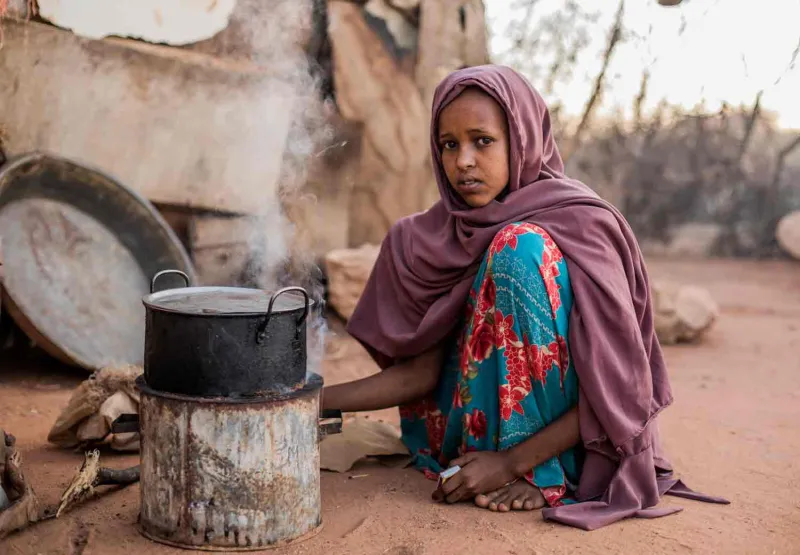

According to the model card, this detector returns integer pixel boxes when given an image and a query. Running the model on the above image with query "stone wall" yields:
[0,1,490,285]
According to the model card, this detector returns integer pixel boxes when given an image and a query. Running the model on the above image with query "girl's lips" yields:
[457,179,483,192]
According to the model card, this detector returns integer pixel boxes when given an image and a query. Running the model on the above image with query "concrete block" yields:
[0,20,294,214]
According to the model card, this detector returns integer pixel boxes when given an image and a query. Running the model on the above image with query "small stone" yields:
[652,281,718,345]
[776,211,800,260]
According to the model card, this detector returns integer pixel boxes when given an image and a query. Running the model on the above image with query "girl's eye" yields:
[477,137,494,146]
[443,141,457,150]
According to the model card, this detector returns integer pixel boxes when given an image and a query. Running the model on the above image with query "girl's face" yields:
[437,88,510,208]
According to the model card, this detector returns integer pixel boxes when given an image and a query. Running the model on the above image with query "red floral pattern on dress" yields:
[399,398,437,421]
[402,222,576,504]
[499,384,526,420]
[476,275,496,316]
[503,341,532,394]
[538,251,563,314]
[494,310,521,350]
[468,321,495,362]
[530,225,563,263]
[464,409,488,440]
[464,275,499,364]
[425,410,446,457]
[458,344,473,380]
[528,340,560,384]
[486,223,566,315]
[489,224,533,255]
[540,485,568,507]
[523,471,568,507]
[532,224,565,314]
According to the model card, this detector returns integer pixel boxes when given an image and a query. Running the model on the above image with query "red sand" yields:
[2,258,799,554]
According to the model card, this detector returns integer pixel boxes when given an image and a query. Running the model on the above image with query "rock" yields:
[652,281,719,345]
[328,1,435,247]
[415,0,490,110]
[1,0,33,18]
[324,244,380,320]
[364,0,418,50]
[666,223,723,257]
[776,211,800,260]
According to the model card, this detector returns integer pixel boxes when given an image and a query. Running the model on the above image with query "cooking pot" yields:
[142,270,315,398]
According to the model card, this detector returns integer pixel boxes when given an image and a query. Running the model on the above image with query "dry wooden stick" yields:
[56,451,140,517]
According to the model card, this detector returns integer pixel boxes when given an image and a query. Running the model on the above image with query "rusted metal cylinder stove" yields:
[136,270,333,551]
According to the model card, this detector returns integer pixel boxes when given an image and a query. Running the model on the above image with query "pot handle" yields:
[319,408,343,439]
[150,269,190,294]
[256,286,310,343]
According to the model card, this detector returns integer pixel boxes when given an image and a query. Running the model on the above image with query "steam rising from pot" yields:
[220,0,334,379]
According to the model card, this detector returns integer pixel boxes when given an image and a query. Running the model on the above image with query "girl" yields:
[321,65,726,530]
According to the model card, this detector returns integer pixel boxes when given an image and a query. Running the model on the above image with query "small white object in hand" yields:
[437,465,461,488]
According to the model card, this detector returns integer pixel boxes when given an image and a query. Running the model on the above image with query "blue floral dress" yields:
[400,222,582,506]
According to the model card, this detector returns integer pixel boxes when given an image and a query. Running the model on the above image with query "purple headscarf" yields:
[347,65,727,530]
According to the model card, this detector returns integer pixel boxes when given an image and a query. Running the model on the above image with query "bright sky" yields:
[486,0,800,130]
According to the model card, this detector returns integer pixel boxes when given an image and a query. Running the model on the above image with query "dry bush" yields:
[567,104,800,257]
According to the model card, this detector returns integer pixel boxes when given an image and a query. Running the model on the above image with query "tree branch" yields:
[737,90,763,163]
[563,0,625,161]
[633,69,650,130]
[771,134,800,190]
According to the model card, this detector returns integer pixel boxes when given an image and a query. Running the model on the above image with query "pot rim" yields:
[142,285,316,316]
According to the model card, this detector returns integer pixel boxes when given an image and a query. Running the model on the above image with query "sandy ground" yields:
[1,258,799,555]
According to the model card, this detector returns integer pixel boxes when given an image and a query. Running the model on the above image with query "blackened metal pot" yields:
[141,270,314,398]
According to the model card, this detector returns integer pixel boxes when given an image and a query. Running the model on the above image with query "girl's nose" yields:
[456,146,476,170]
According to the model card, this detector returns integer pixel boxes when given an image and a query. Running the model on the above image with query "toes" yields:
[499,482,548,511]
[490,493,512,512]
[475,484,549,513]
[510,488,537,510]
[476,487,507,509]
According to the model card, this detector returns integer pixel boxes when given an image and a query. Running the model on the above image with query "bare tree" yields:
[500,0,597,96]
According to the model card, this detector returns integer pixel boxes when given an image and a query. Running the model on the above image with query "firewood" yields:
[56,451,140,518]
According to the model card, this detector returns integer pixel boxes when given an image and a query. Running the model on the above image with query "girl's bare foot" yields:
[474,480,546,512]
